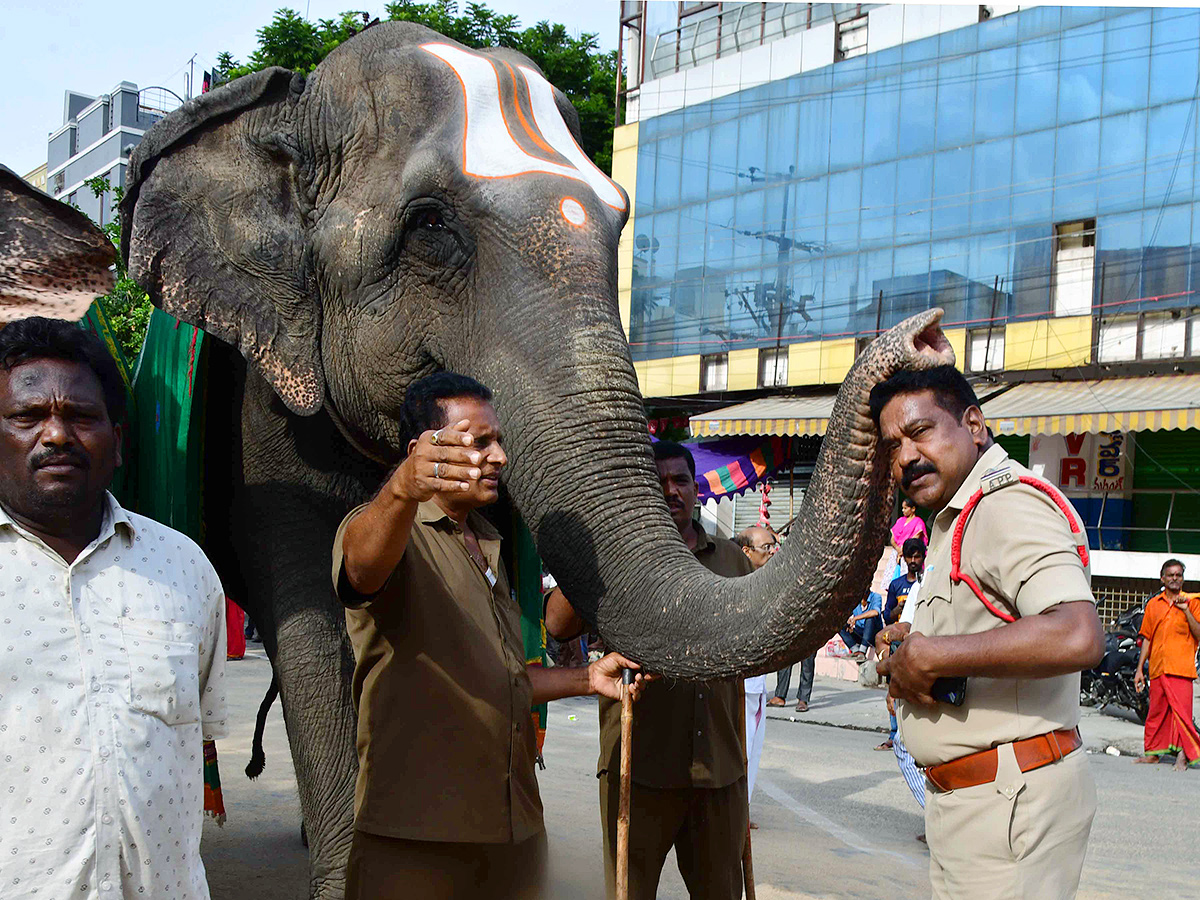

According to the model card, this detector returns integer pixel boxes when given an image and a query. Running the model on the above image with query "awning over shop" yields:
[982,374,1200,436]
[686,435,792,502]
[689,393,838,437]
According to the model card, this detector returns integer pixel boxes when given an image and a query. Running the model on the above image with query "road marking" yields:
[756,777,925,870]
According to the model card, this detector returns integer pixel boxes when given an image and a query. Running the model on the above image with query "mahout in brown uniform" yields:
[335,372,647,900]
[873,366,1104,900]
[546,441,752,900]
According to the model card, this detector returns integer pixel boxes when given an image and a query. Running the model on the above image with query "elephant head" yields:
[121,22,954,680]
[0,164,116,323]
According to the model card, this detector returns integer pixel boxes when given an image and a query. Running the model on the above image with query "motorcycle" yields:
[1081,602,1149,724]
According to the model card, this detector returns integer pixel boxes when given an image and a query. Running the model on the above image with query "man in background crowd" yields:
[885,537,926,625]
[0,317,227,900]
[1134,559,1200,770]
[735,524,778,827]
[840,591,884,661]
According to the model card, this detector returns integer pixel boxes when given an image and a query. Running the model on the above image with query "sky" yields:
[0,0,619,177]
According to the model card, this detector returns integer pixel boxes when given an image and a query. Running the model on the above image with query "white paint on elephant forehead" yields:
[420,42,626,212]
[560,197,586,227]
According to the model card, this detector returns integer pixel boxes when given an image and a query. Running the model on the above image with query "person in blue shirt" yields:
[884,538,926,625]
[840,591,884,660]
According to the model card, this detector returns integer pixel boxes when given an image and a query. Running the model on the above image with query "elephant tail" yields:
[245,675,279,780]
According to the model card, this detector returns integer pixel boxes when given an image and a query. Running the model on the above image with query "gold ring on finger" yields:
[431,429,443,446]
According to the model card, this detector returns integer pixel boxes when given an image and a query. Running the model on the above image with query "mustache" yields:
[901,461,937,490]
[30,447,89,471]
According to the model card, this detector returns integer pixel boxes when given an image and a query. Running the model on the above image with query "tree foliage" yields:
[83,177,152,361]
[219,2,619,171]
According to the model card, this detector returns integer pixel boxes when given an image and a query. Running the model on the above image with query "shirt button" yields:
[698,692,704,699]
[80,624,91,633]
[99,747,110,759]
[101,880,113,891]
[91,681,101,693]
[102,814,113,825]
[696,730,702,736]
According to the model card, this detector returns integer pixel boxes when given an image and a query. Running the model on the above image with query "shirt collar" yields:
[0,491,136,551]
[692,520,715,555]
[940,442,1011,516]
[416,499,501,541]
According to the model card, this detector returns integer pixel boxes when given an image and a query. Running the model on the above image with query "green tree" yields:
[219,2,619,171]
[83,177,152,360]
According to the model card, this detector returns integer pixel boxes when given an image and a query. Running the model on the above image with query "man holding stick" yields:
[335,372,647,900]
[547,440,752,900]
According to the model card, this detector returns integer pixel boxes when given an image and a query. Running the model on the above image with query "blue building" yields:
[611,3,1200,608]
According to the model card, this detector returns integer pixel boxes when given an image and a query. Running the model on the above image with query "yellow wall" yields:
[611,122,639,337]
[1004,316,1092,371]
[943,327,967,370]
[635,354,701,398]
[787,337,856,385]
[726,348,759,391]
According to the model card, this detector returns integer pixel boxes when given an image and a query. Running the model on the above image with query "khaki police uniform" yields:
[899,443,1098,900]
[597,524,752,900]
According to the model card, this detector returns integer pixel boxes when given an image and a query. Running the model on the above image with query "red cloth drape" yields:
[1144,673,1200,763]
[226,598,246,660]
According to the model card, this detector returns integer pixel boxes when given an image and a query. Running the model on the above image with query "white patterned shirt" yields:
[0,492,227,899]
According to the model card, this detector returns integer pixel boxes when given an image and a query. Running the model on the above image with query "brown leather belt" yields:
[925,728,1082,792]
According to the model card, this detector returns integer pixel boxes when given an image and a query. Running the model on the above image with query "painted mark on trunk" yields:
[756,777,925,870]
[420,42,626,216]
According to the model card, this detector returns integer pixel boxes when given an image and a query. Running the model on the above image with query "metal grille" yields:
[1092,576,1155,630]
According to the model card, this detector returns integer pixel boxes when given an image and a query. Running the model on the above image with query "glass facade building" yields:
[628,5,1200,365]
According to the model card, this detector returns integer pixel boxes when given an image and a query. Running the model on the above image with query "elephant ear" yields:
[120,68,324,415]
[0,164,116,323]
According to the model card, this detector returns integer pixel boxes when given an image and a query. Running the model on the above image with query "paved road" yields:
[203,652,1200,899]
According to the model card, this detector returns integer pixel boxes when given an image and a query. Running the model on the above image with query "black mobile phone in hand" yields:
[931,676,967,707]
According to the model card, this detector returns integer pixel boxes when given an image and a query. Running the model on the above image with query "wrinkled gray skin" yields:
[118,22,954,898]
[0,165,115,322]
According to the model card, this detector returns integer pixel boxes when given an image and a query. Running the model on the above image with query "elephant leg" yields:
[272,592,358,899]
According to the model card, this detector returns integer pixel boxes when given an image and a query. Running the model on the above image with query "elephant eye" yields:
[414,209,445,231]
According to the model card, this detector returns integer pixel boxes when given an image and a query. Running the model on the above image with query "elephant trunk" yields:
[476,281,953,678]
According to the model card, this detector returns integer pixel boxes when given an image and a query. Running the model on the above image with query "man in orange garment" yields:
[1134,559,1200,771]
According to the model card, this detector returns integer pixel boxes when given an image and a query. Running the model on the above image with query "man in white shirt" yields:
[0,317,227,899]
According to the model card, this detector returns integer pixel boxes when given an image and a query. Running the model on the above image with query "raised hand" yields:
[390,419,482,502]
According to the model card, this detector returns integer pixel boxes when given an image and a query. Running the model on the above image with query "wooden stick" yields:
[616,668,635,900]
[737,684,757,900]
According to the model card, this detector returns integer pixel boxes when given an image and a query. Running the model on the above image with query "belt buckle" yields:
[1046,730,1063,763]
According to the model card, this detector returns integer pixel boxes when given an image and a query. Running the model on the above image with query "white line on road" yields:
[756,777,925,870]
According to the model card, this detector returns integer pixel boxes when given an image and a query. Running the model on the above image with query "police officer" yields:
[872,365,1104,900]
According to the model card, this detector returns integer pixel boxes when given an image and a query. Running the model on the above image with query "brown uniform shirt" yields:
[899,443,1095,768]
[333,501,543,844]
[597,524,753,789]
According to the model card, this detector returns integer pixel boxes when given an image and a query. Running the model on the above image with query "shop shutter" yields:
[1130,430,1200,553]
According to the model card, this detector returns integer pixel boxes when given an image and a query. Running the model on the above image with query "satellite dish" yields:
[635,234,649,251]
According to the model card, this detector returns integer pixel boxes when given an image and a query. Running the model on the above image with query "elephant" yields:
[0,164,115,322]
[118,21,954,897]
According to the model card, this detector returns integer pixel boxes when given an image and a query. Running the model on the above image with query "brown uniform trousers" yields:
[598,525,753,900]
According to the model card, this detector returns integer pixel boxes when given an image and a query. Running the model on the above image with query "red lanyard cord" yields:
[950,475,1090,625]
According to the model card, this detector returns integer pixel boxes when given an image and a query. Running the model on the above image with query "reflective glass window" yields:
[971,139,1013,235]
[677,202,707,273]
[708,117,740,197]
[932,147,971,240]
[1011,130,1055,226]
[974,47,1017,141]
[651,209,680,283]
[968,233,1013,319]
[825,169,861,249]
[788,254,825,340]
[680,127,710,205]
[863,73,900,165]
[790,177,829,251]
[1099,111,1148,215]
[895,155,933,244]
[1141,204,1191,310]
[732,189,767,271]
[636,144,658,212]
[655,134,682,210]
[1057,22,1103,125]
[898,65,937,158]
[795,95,832,178]
[935,56,975,150]
[1012,224,1053,317]
[1102,11,1151,116]
[978,9,1018,50]
[860,162,896,248]
[929,238,973,323]
[1053,120,1101,220]
[766,103,801,180]
[855,248,895,333]
[1096,210,1144,311]
[705,196,736,269]
[1149,9,1200,106]
[736,111,770,186]
[1014,35,1058,134]
[1146,102,1194,205]
[1018,5,1062,41]
[829,88,865,172]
